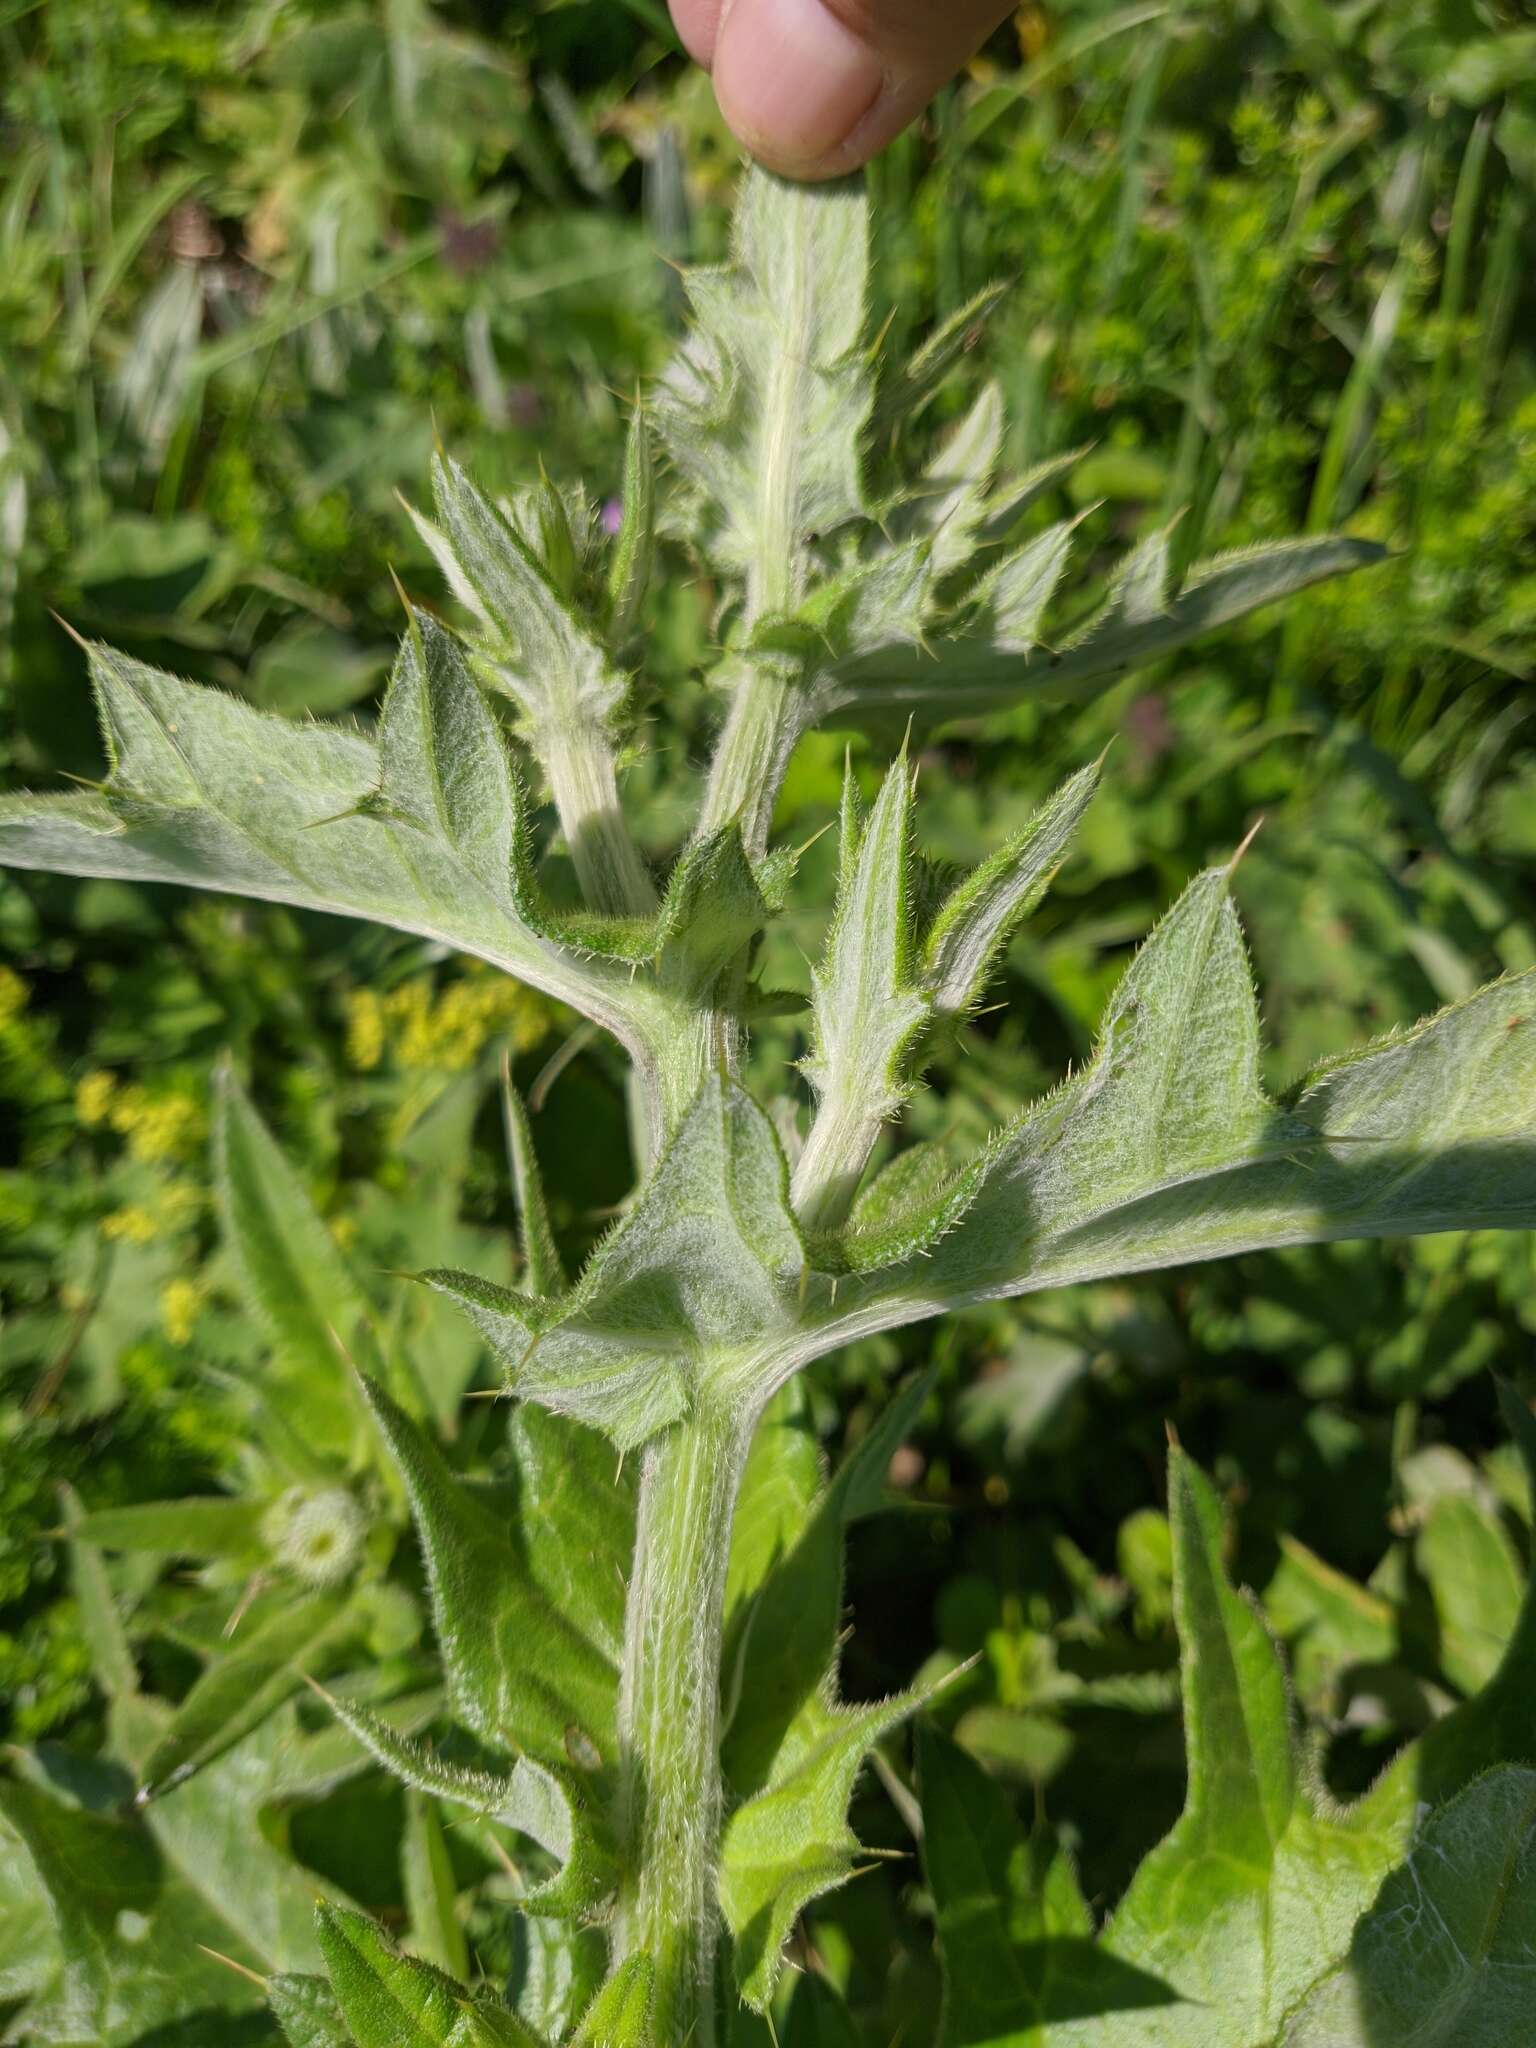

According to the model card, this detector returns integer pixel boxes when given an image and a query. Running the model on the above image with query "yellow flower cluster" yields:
[75,1071,205,1163]
[160,1278,203,1346]
[344,970,553,1075]
[101,1183,201,1246]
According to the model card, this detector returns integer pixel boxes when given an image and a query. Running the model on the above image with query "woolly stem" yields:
[612,1397,751,2047]
[543,721,656,919]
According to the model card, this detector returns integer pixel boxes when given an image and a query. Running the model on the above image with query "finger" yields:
[711,0,1014,180]
[669,0,722,65]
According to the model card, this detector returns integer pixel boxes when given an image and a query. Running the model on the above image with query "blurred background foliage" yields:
[1,0,1534,2020]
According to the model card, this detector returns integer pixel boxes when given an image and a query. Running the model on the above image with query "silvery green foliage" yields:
[2,165,1535,2048]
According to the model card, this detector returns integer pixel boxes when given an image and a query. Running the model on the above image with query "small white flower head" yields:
[263,1486,366,1588]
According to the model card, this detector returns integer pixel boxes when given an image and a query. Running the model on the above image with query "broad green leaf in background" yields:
[919,1395,1536,2047]
[1281,1766,1536,2047]
[918,1724,1180,2044]
[216,1065,383,1457]
[136,1583,364,1799]
[0,1775,265,2045]
[1415,1487,1525,1697]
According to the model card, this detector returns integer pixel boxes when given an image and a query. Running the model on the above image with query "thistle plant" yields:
[3,168,1536,2048]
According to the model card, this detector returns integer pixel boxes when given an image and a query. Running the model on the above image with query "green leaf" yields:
[73,1496,268,1560]
[924,761,1100,1017]
[403,1791,469,1981]
[356,1376,624,1777]
[572,1957,654,2047]
[137,1586,363,1799]
[909,380,1006,578]
[717,1377,933,2005]
[0,1775,265,2046]
[1281,1767,1536,2047]
[215,1066,380,1457]
[270,1973,354,2048]
[61,1486,138,1701]
[1416,1489,1524,1696]
[656,166,871,609]
[918,1724,1180,2043]
[971,515,1083,653]
[115,1692,341,1976]
[723,1373,931,1798]
[428,1075,811,1451]
[1403,1382,1536,1805]
[317,1905,549,2048]
[724,1380,824,1640]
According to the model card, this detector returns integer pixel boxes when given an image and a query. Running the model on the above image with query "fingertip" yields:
[713,0,886,179]
[669,0,722,66]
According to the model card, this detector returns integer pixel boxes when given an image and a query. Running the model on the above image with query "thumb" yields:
[671,0,1016,181]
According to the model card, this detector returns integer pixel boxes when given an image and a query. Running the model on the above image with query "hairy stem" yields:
[790,1092,885,1234]
[696,659,807,861]
[543,721,656,919]
[614,1397,751,2046]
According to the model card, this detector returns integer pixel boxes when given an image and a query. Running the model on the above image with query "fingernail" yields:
[714,0,885,173]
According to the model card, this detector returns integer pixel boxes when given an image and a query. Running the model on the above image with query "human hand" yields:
[669,0,1016,180]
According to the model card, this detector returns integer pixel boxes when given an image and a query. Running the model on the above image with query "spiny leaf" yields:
[909,380,1006,578]
[868,280,1009,439]
[317,1692,617,1919]
[973,514,1083,652]
[431,1076,814,1450]
[821,534,1386,725]
[871,888,1536,1325]
[372,608,529,905]
[719,1685,932,2009]
[723,1373,931,1798]
[606,401,655,644]
[572,1956,654,2047]
[0,642,651,1050]
[316,1905,549,2048]
[418,453,627,737]
[794,753,931,1230]
[924,760,1100,1016]
[502,1065,567,1300]
[717,1377,934,2007]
